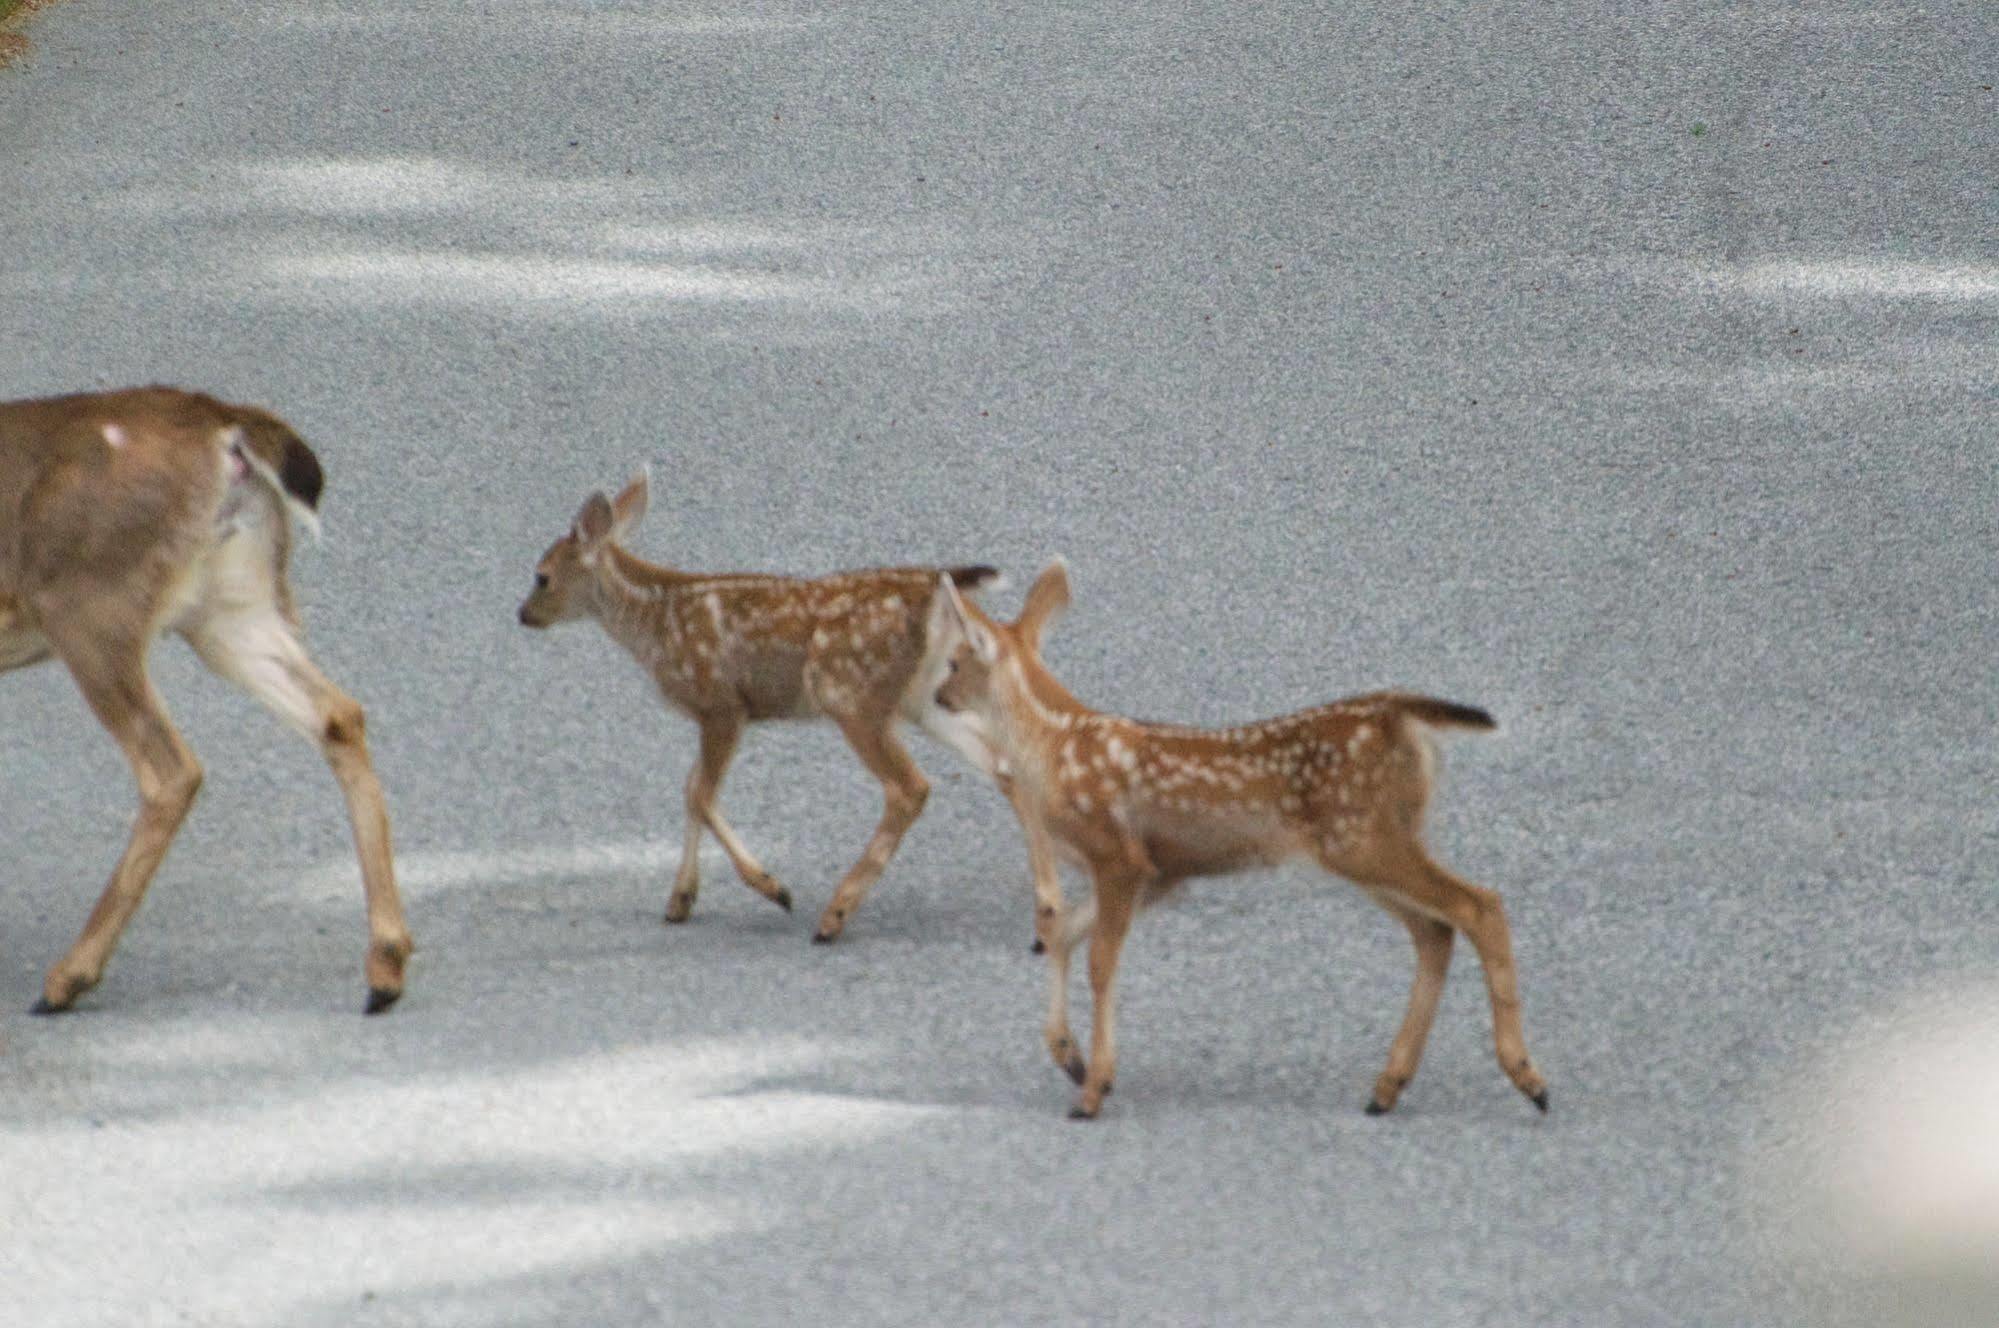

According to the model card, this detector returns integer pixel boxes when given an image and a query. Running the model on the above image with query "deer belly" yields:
[736,651,814,719]
[0,608,51,671]
[1139,807,1295,879]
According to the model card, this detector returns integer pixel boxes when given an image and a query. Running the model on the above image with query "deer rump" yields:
[0,387,324,635]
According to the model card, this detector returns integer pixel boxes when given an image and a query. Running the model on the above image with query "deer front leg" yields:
[1010,787,1064,955]
[35,641,203,1014]
[1043,893,1095,1084]
[814,715,928,943]
[680,708,792,917]
[1071,866,1140,1119]
[666,713,730,922]
[186,609,412,1013]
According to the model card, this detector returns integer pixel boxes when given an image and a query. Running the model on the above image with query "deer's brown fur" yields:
[933,561,1547,1119]
[517,472,1002,942]
[0,386,411,1015]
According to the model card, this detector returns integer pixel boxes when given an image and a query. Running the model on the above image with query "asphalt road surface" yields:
[2,4,1994,1325]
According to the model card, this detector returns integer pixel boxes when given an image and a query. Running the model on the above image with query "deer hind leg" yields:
[1363,846,1547,1114]
[1361,895,1455,1115]
[35,634,203,1013]
[679,708,791,918]
[813,713,928,944]
[184,608,412,1014]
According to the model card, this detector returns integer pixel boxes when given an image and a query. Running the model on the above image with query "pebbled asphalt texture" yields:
[1,3,1995,1325]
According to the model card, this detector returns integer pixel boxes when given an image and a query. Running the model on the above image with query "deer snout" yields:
[518,602,543,628]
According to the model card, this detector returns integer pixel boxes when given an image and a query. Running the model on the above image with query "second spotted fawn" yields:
[517,471,1003,942]
[931,560,1548,1120]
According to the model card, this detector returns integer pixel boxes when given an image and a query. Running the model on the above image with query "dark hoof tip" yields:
[1030,938,1046,954]
[1531,1089,1549,1114]
[364,988,401,1016]
[773,889,794,914]
[1364,1098,1389,1116]
[811,931,836,945]
[1067,1105,1097,1121]
[1065,1057,1087,1086]
[29,997,66,1016]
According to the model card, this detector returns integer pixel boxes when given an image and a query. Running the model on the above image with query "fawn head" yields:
[932,557,1071,723]
[518,469,649,628]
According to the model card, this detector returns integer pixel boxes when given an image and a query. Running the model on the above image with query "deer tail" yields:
[220,419,324,540]
[948,564,1004,591]
[1394,695,1498,732]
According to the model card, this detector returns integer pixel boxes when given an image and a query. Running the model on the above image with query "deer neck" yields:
[992,651,1092,796]
[589,544,688,664]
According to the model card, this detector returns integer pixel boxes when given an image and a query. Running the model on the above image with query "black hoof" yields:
[1063,1055,1087,1086]
[773,888,794,914]
[1531,1089,1549,1114]
[811,931,836,945]
[1067,1105,1098,1121]
[364,987,401,1016]
[1030,938,1046,954]
[29,997,67,1016]
[1364,1098,1389,1116]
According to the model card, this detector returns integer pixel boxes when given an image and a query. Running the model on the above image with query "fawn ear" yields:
[1015,557,1071,653]
[934,573,999,664]
[572,491,615,553]
[610,466,650,541]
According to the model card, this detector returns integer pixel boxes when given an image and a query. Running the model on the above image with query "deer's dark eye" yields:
[534,573,550,590]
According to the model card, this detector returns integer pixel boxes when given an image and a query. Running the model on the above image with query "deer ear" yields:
[1015,557,1071,653]
[610,466,650,541]
[572,491,615,550]
[934,574,999,664]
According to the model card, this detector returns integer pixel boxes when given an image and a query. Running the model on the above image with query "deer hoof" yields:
[1067,1103,1099,1121]
[811,929,837,945]
[773,887,794,914]
[29,997,69,1016]
[1064,1053,1087,1086]
[1364,1097,1390,1116]
[364,987,401,1016]
[1530,1088,1550,1114]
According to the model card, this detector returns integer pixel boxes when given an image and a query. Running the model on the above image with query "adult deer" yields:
[516,472,1003,943]
[0,386,412,1014]
[932,560,1548,1120]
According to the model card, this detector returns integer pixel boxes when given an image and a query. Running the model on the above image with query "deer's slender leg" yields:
[681,708,791,915]
[1369,848,1547,1112]
[1071,866,1141,1120]
[1011,785,1064,955]
[813,714,928,943]
[1361,894,1455,1115]
[665,714,722,922]
[36,633,202,1013]
[665,777,706,923]
[1043,893,1095,1083]
[185,609,412,1013]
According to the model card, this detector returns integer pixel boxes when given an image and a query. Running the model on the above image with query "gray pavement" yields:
[2,2,1995,1325]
